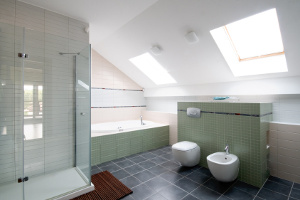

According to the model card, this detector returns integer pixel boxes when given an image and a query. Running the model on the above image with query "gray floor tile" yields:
[263,180,291,196]
[186,171,211,184]
[191,186,221,200]
[145,176,172,192]
[148,165,169,175]
[146,193,168,200]
[159,185,188,200]
[160,171,183,183]
[290,188,300,200]
[174,177,200,193]
[124,164,145,175]
[101,163,121,173]
[139,160,157,169]
[257,188,288,200]
[129,155,147,163]
[131,183,155,200]
[134,170,156,182]
[120,176,142,188]
[233,180,260,196]
[203,178,234,194]
[112,169,131,180]
[224,187,255,200]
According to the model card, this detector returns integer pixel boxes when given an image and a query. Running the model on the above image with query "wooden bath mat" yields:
[72,170,132,200]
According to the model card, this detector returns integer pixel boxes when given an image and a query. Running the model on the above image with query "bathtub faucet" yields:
[140,116,145,125]
[224,144,229,155]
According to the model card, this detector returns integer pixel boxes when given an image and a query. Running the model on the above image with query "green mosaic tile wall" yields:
[91,126,169,166]
[178,102,272,187]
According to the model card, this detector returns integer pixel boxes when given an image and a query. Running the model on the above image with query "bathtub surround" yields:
[178,102,272,187]
[91,50,145,124]
[268,122,300,183]
[91,125,169,166]
[142,110,178,145]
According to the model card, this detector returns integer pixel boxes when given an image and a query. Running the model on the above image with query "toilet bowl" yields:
[207,152,239,182]
[172,141,200,167]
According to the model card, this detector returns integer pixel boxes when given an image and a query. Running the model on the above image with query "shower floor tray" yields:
[0,167,92,200]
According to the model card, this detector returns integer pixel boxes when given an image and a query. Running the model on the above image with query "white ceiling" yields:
[22,0,300,89]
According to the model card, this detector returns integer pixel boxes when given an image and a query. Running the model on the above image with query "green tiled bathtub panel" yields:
[91,125,169,166]
[177,102,272,187]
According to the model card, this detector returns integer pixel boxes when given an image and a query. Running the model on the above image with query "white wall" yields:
[91,49,145,124]
[144,76,300,97]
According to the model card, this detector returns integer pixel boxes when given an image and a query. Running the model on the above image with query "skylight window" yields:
[210,8,288,76]
[129,53,176,85]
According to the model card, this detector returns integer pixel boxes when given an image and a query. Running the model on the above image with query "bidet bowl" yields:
[207,152,239,182]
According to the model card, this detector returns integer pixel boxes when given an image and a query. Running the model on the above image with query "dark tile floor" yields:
[91,146,300,200]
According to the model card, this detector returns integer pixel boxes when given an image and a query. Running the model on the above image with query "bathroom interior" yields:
[0,0,300,200]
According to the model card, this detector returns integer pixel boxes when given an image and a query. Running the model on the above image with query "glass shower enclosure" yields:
[0,21,92,200]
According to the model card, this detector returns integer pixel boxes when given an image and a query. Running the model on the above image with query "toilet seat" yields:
[172,141,197,151]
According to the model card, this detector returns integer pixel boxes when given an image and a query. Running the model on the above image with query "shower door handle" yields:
[80,112,86,116]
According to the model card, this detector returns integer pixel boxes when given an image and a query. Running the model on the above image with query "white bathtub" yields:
[91,120,167,137]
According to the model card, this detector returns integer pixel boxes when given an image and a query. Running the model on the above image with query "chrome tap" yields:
[224,144,229,155]
[140,115,143,125]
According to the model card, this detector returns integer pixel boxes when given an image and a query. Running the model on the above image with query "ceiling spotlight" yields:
[185,31,199,44]
[150,45,162,55]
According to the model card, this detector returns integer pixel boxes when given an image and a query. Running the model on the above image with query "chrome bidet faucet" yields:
[224,144,229,155]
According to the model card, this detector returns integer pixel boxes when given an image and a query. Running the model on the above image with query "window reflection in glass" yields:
[24,84,43,140]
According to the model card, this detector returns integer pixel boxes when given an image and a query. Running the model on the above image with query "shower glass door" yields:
[0,22,25,200]
[75,44,91,183]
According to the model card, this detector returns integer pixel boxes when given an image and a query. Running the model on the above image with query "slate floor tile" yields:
[268,176,293,187]
[172,166,195,176]
[160,171,183,183]
[257,188,288,200]
[174,177,200,193]
[224,187,255,200]
[290,188,300,200]
[203,178,234,194]
[112,169,131,180]
[233,180,260,196]
[115,159,135,168]
[134,170,156,182]
[145,193,168,200]
[186,171,211,184]
[131,183,155,200]
[158,185,188,200]
[141,152,157,159]
[129,155,147,163]
[124,164,145,175]
[191,186,221,200]
[182,194,199,200]
[160,160,181,170]
[263,180,292,196]
[150,156,168,165]
[145,176,172,192]
[139,160,157,169]
[148,165,168,175]
[101,163,121,173]
[120,176,142,188]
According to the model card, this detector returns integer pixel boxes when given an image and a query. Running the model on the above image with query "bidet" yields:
[207,152,239,182]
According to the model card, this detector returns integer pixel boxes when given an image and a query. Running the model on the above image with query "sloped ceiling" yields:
[21,0,300,89]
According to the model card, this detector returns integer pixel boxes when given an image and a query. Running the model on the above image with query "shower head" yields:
[59,52,80,55]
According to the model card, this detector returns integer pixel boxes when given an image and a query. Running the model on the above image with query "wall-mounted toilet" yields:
[172,141,200,167]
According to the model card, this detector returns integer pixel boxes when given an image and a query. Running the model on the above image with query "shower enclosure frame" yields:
[0,21,93,200]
